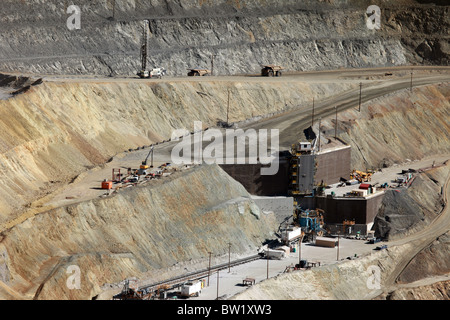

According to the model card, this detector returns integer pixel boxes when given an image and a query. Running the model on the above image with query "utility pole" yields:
[228,243,231,273]
[216,269,220,300]
[358,82,362,112]
[410,69,413,92]
[311,97,315,127]
[335,106,338,139]
[266,249,270,279]
[336,233,340,261]
[207,252,212,286]
[226,88,230,125]
[298,234,304,267]
[318,117,322,152]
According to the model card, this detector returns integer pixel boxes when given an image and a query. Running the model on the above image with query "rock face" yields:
[0,0,448,76]
[0,164,277,300]
[397,232,450,284]
[374,165,448,240]
[375,232,450,300]
[385,280,450,300]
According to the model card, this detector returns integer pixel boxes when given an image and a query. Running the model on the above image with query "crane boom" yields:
[138,20,149,78]
[141,146,154,169]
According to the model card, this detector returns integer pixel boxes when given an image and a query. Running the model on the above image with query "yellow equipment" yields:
[351,170,372,182]
[138,146,154,175]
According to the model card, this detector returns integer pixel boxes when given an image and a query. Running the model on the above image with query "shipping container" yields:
[315,237,337,247]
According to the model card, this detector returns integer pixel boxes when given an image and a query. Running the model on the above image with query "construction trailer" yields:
[261,65,283,77]
[180,280,202,297]
[101,179,113,190]
[281,226,302,244]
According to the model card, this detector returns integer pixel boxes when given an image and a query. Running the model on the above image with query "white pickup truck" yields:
[150,67,166,79]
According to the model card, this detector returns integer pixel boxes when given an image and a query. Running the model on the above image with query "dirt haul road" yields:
[0,67,448,235]
[143,67,450,154]
[372,165,450,298]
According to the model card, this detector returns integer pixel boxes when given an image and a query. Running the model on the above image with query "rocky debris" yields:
[374,189,426,240]
[373,165,448,240]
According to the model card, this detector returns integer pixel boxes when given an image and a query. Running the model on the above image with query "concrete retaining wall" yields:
[316,192,385,225]
[219,158,290,196]
[315,145,351,186]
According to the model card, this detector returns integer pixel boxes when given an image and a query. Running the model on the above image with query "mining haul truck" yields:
[261,65,283,77]
[187,68,211,76]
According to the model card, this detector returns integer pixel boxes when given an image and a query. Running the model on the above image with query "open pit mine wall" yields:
[0,78,354,222]
[0,0,448,76]
[319,83,450,171]
[0,164,277,300]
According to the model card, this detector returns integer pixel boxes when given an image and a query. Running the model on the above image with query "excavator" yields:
[138,146,154,175]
